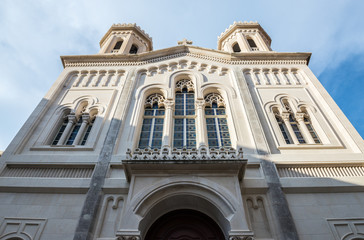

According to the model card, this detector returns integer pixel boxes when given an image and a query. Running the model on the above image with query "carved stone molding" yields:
[126,146,243,161]
[229,236,255,240]
[118,236,140,240]
[63,52,308,68]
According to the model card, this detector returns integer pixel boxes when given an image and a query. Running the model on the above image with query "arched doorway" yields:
[145,209,225,240]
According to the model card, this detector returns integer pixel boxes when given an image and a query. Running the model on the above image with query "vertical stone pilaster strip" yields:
[73,70,136,240]
[233,68,299,240]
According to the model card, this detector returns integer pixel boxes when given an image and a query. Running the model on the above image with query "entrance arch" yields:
[145,209,225,240]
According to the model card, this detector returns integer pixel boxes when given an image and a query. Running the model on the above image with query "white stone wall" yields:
[0,193,85,240]
[287,193,364,240]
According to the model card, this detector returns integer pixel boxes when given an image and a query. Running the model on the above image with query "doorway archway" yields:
[145,209,225,240]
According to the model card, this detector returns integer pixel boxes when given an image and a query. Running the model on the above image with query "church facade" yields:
[0,22,364,240]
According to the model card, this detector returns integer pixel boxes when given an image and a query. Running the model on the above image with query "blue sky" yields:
[0,0,363,150]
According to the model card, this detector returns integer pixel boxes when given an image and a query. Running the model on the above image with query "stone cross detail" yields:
[178,38,193,45]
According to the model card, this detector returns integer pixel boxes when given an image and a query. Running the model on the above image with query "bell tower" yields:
[99,23,153,54]
[217,21,272,53]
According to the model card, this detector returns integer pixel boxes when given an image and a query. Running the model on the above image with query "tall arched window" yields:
[112,40,123,53]
[66,117,82,145]
[273,108,292,144]
[138,93,165,149]
[129,44,138,54]
[232,42,241,52]
[51,106,97,146]
[302,108,320,143]
[52,114,69,145]
[283,101,305,143]
[173,79,196,149]
[204,93,231,148]
[247,38,258,51]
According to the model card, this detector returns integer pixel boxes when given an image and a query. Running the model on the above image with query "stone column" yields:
[161,100,174,148]
[195,99,208,148]
[73,114,90,145]
[295,112,315,144]
[57,113,77,145]
[281,112,299,144]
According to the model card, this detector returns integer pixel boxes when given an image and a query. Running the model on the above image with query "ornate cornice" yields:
[62,48,310,68]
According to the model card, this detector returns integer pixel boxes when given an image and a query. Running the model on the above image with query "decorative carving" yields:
[0,165,94,178]
[176,79,194,92]
[229,236,255,240]
[178,38,193,45]
[126,146,243,161]
[278,165,364,178]
[64,52,308,68]
[204,93,225,108]
[145,93,165,108]
[118,236,140,240]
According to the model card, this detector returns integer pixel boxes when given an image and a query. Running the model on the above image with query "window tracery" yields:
[138,93,166,149]
[204,93,231,148]
[173,80,196,149]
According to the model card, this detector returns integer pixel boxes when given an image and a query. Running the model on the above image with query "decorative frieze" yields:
[277,165,364,178]
[70,69,126,88]
[118,236,140,240]
[0,165,94,178]
[63,52,308,68]
[229,236,255,240]
[243,68,307,86]
[126,146,243,161]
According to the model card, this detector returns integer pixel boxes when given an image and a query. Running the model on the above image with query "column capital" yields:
[67,113,77,123]
[81,114,91,123]
[164,100,174,109]
[295,112,305,122]
[195,99,205,109]
[281,112,291,121]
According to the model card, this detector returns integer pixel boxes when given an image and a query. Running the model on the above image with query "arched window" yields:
[282,101,305,143]
[129,44,138,54]
[289,114,306,143]
[232,43,241,53]
[80,114,96,145]
[138,93,165,149]
[66,117,82,145]
[52,115,68,145]
[204,93,231,148]
[247,38,258,51]
[273,108,292,144]
[302,109,320,143]
[51,106,97,146]
[173,79,196,149]
[112,40,123,53]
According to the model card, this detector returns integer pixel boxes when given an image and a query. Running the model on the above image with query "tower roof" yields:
[99,23,153,50]
[217,21,272,50]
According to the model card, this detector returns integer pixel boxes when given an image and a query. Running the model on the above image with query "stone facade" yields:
[0,21,364,240]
